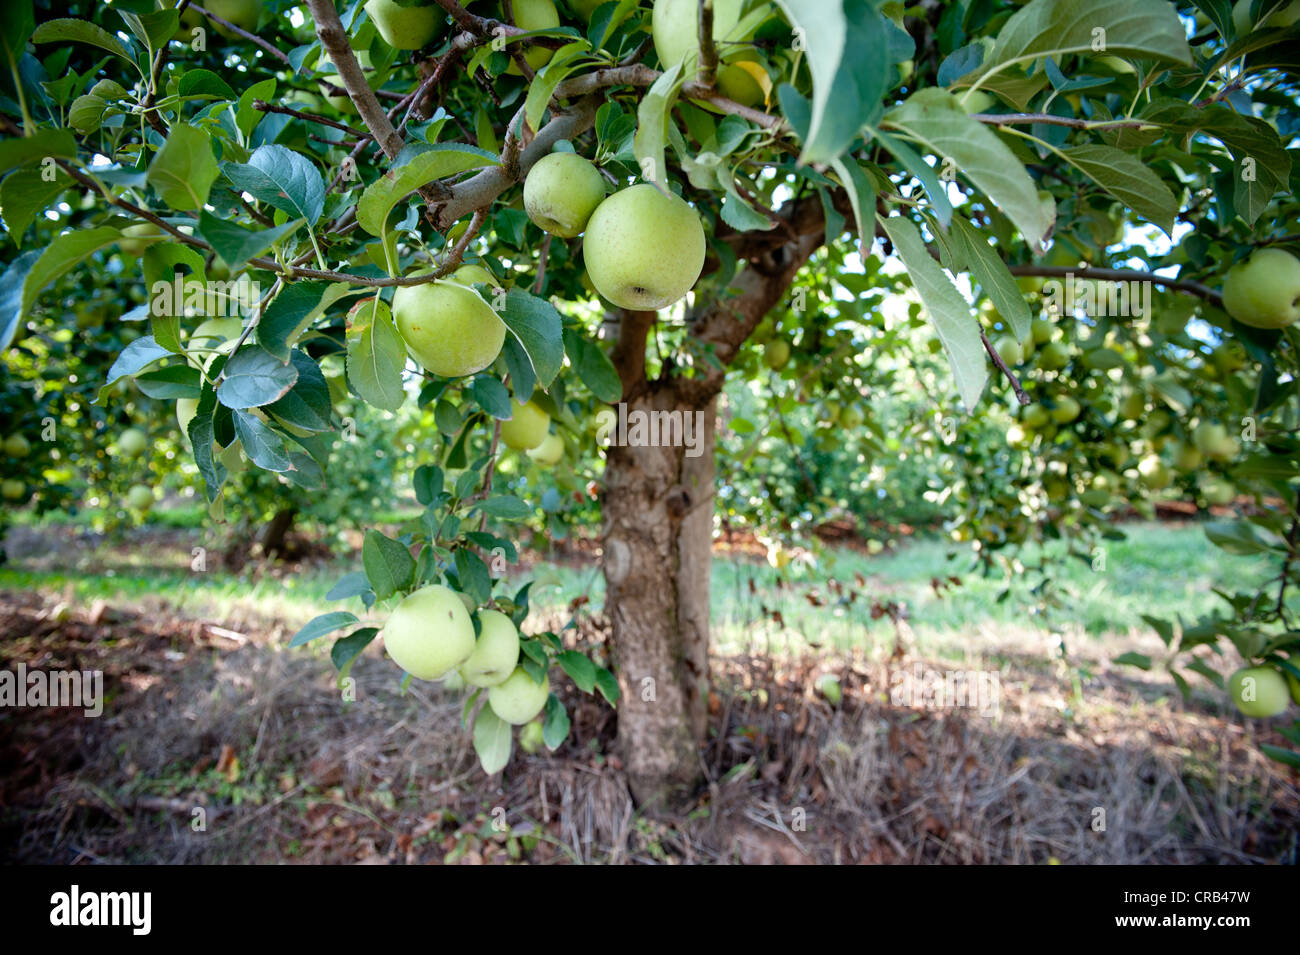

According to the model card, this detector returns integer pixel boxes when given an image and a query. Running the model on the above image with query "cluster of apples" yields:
[382,584,551,725]
[2,433,32,501]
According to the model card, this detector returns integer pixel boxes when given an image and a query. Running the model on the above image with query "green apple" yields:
[206,0,260,35]
[126,485,154,510]
[1193,421,1240,462]
[176,398,199,444]
[1200,477,1235,506]
[715,61,768,107]
[365,0,443,50]
[1173,441,1203,472]
[173,6,205,42]
[1137,454,1171,490]
[583,184,706,310]
[763,339,790,370]
[4,433,31,457]
[1030,317,1053,345]
[526,431,565,466]
[961,90,996,114]
[117,428,148,458]
[458,609,521,687]
[382,585,477,681]
[1222,248,1300,329]
[488,666,551,724]
[523,152,607,238]
[993,335,1021,367]
[119,222,166,257]
[500,399,550,450]
[393,268,506,378]
[1227,666,1291,718]
[505,0,560,75]
[816,674,842,706]
[1,479,24,500]
[568,0,606,19]
[1050,397,1081,424]
[652,0,744,70]
[1022,404,1050,430]
[1288,669,1300,705]
[840,405,864,429]
[1036,340,1071,371]
[1118,391,1146,420]
[518,719,546,753]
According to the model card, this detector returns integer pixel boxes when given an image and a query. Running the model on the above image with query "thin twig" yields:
[979,325,1030,406]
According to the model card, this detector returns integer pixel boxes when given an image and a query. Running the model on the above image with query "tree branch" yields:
[979,325,1030,405]
[190,3,291,64]
[697,0,718,87]
[1007,264,1224,308]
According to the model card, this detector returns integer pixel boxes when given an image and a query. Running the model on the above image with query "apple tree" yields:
[3,0,1299,803]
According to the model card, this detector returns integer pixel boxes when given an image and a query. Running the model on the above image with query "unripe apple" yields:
[4,433,31,457]
[1050,397,1081,424]
[117,428,148,458]
[488,666,551,724]
[961,90,995,114]
[716,62,767,107]
[763,339,790,370]
[458,609,521,687]
[993,335,1021,367]
[500,399,550,451]
[176,398,199,445]
[126,484,154,510]
[119,222,166,257]
[393,268,506,378]
[518,719,546,753]
[505,0,560,75]
[1193,421,1240,462]
[365,0,443,50]
[382,585,477,681]
[1288,669,1300,705]
[1227,666,1290,718]
[523,152,607,238]
[1173,441,1203,472]
[652,0,745,70]
[173,5,205,41]
[1137,454,1171,490]
[1200,477,1235,506]
[1,479,25,500]
[840,405,864,429]
[1222,248,1300,329]
[582,184,706,310]
[206,0,259,35]
[1118,391,1146,420]
[526,431,565,466]
[1030,317,1053,345]
[816,673,842,706]
[1022,403,1050,429]
[1036,340,1071,371]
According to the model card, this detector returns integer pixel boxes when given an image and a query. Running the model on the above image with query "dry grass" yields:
[1,587,1296,865]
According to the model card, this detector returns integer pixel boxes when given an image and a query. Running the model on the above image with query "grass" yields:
[2,517,1274,655]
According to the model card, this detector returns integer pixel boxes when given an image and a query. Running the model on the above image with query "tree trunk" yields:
[258,506,297,558]
[602,390,716,807]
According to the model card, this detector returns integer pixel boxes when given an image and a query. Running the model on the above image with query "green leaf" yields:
[1059,144,1177,234]
[1260,744,1300,770]
[473,705,513,774]
[356,144,496,237]
[346,297,407,411]
[946,217,1032,341]
[885,88,1052,248]
[882,216,986,411]
[866,127,954,228]
[331,627,379,681]
[985,0,1191,75]
[455,548,492,606]
[259,282,350,361]
[98,335,170,399]
[233,409,294,472]
[363,529,416,600]
[773,0,891,165]
[542,694,570,749]
[0,167,66,243]
[1113,652,1152,670]
[0,128,77,177]
[120,8,179,50]
[326,572,372,601]
[148,124,219,211]
[594,667,619,704]
[469,375,512,419]
[473,495,532,520]
[222,144,325,225]
[31,18,140,73]
[289,611,359,648]
[266,350,332,433]
[557,650,596,692]
[633,63,682,189]
[197,211,302,271]
[134,363,202,399]
[828,157,877,260]
[498,288,564,389]
[524,43,590,133]
[1206,520,1285,556]
[23,227,122,318]
[1141,614,1175,648]
[563,329,622,403]
[178,69,237,102]
[218,348,299,409]
[235,78,276,141]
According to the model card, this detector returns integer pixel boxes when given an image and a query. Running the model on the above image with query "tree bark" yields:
[258,506,298,558]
